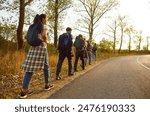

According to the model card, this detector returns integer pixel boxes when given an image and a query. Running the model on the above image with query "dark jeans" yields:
[92,52,96,61]
[87,51,92,65]
[56,51,72,76]
[74,51,85,71]
[23,52,50,89]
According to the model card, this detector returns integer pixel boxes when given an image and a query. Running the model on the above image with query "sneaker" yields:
[20,91,27,99]
[56,75,61,80]
[19,90,33,99]
[68,73,74,76]
[44,84,54,91]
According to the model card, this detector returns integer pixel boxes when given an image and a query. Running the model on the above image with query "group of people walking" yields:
[20,14,97,98]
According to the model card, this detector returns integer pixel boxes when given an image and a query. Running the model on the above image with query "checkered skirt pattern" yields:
[22,44,47,72]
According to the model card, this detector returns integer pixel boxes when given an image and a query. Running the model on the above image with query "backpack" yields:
[63,35,69,47]
[26,24,43,46]
[87,43,92,51]
[74,36,84,51]
[58,33,71,50]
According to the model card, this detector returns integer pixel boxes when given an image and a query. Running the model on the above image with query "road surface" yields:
[49,55,150,99]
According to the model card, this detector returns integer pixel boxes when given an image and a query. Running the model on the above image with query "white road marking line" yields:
[137,56,150,71]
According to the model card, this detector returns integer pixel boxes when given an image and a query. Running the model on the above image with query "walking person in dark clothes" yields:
[87,40,93,65]
[82,37,88,68]
[92,43,97,61]
[20,14,53,98]
[74,34,85,72]
[56,27,74,80]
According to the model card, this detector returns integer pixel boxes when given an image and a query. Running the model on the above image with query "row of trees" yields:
[104,15,150,53]
[0,0,119,50]
[0,0,149,53]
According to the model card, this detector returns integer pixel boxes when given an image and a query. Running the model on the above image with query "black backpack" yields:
[58,33,71,50]
[74,36,84,51]
[26,24,43,46]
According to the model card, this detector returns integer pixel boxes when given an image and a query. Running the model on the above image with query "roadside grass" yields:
[0,48,144,98]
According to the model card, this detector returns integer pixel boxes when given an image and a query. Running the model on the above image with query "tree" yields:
[125,25,135,53]
[118,15,127,53]
[46,0,72,47]
[17,0,35,50]
[76,0,118,40]
[104,20,119,53]
[0,0,39,50]
[142,36,150,51]
[143,45,148,51]
[146,36,150,51]
[99,38,113,52]
[135,30,143,52]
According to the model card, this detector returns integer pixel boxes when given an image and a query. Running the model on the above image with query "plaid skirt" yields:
[22,43,48,72]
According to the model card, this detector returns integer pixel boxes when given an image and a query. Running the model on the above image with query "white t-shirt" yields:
[38,24,49,47]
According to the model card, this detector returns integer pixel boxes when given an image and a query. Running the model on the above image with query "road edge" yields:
[136,56,150,71]
[27,58,113,99]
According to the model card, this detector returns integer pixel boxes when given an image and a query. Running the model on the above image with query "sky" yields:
[64,0,150,35]
[63,0,150,49]
[119,0,150,35]
[1,0,150,49]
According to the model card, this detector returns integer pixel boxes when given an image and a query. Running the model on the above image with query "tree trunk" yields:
[128,35,131,53]
[118,28,123,53]
[113,21,117,54]
[138,39,141,52]
[17,0,25,50]
[147,38,149,51]
[54,0,58,48]
[89,19,93,40]
[89,29,93,40]
[113,31,116,54]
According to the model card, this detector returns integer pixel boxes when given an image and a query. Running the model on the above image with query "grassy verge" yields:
[0,49,143,98]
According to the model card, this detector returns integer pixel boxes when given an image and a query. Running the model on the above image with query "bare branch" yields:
[73,27,89,34]
[59,6,70,13]
[103,32,114,38]
[78,0,91,17]
[76,0,119,40]
[25,0,34,6]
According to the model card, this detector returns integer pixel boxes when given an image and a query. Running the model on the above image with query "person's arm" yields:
[70,34,73,47]
[58,35,62,50]
[41,29,48,42]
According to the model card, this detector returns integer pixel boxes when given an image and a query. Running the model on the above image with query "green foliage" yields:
[0,20,17,42]
[143,45,148,51]
[135,44,141,51]
[99,38,113,52]
[120,50,129,54]
[45,0,72,28]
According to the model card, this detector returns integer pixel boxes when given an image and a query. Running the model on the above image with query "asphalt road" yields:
[49,55,150,99]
